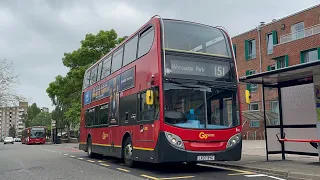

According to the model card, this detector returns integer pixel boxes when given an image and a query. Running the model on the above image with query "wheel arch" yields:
[121,132,132,159]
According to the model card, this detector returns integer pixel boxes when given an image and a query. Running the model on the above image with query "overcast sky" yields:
[0,0,319,110]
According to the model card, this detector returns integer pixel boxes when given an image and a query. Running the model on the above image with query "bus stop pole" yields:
[262,83,269,161]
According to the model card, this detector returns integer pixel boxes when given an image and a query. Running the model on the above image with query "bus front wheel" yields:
[123,137,135,167]
[87,137,95,158]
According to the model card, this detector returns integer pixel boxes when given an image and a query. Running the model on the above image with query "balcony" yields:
[279,24,320,44]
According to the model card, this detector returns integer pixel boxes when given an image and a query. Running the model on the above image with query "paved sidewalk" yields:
[210,140,320,180]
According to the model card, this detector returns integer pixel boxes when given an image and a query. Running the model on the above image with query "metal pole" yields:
[278,86,285,160]
[51,120,53,143]
[262,83,269,161]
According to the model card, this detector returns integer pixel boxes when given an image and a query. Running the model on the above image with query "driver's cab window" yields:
[139,88,159,121]
[164,88,206,125]
[209,95,238,128]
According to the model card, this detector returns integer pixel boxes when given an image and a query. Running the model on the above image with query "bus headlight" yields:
[226,133,241,149]
[164,131,185,149]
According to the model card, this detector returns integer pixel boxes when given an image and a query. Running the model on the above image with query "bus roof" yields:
[85,16,228,74]
[85,17,156,74]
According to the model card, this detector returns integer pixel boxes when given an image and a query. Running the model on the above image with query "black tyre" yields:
[87,137,95,158]
[123,137,135,167]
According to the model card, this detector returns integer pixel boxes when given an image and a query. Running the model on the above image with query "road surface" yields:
[0,142,289,180]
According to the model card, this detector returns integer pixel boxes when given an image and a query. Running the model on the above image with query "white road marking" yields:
[245,174,286,180]
[245,174,267,177]
[198,163,252,174]
[267,176,286,180]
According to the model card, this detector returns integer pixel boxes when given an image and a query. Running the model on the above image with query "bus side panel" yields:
[132,120,161,163]
[107,126,120,157]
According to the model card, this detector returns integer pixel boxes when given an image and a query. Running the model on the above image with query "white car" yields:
[4,137,14,144]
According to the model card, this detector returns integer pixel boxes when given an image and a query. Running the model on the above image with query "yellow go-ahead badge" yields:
[199,132,215,139]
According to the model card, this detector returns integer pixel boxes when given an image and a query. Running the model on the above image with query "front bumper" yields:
[154,132,242,163]
[4,141,13,144]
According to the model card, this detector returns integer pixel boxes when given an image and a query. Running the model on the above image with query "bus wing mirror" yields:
[146,90,154,105]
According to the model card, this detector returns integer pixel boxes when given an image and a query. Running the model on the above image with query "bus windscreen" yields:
[164,83,240,129]
[30,128,45,138]
[163,20,231,57]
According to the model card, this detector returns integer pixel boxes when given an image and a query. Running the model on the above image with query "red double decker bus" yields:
[21,126,46,145]
[79,16,242,167]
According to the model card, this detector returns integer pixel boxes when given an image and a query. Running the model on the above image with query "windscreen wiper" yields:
[196,80,236,90]
[165,78,200,89]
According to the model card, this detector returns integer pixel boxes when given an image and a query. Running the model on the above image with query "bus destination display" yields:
[165,59,230,78]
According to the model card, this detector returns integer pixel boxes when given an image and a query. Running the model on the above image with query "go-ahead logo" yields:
[102,132,108,140]
[199,132,215,139]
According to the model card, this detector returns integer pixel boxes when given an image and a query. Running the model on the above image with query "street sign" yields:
[51,120,56,127]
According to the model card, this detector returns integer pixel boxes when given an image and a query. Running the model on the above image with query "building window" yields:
[291,22,304,40]
[247,70,258,92]
[227,104,232,123]
[271,65,276,70]
[270,101,279,125]
[247,39,256,59]
[303,49,318,62]
[250,120,260,127]
[267,33,273,54]
[275,56,286,69]
[232,44,237,58]
[248,103,259,111]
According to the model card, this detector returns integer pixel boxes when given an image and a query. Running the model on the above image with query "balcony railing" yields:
[280,24,320,44]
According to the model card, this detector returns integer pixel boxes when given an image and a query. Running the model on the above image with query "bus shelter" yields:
[239,60,320,161]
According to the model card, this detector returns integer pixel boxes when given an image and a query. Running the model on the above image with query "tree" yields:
[0,59,25,106]
[31,112,51,127]
[47,29,126,140]
[23,103,41,127]
[9,126,16,138]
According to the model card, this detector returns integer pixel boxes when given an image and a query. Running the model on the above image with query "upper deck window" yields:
[101,56,111,79]
[83,71,90,89]
[138,27,154,58]
[111,47,123,73]
[89,65,98,85]
[123,35,138,66]
[163,20,231,57]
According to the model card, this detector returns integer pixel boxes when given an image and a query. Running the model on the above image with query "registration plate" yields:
[197,155,215,161]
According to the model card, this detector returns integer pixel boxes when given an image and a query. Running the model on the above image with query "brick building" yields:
[232,4,320,139]
[0,102,28,140]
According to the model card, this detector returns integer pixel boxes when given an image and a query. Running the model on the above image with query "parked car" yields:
[4,137,14,144]
[14,138,21,142]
